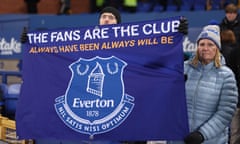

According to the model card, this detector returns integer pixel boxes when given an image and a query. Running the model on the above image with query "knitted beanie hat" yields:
[100,6,121,24]
[197,25,221,49]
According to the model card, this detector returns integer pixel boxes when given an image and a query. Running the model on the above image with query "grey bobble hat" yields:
[100,6,121,24]
[197,25,221,49]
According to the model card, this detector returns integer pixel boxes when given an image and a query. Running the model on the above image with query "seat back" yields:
[3,83,21,119]
[0,83,8,114]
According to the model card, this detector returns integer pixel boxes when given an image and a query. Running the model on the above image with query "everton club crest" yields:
[55,56,135,137]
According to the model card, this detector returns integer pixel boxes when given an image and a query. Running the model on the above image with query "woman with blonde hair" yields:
[184,25,238,144]
[169,24,238,144]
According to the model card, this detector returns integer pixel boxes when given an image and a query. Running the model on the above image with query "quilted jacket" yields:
[168,58,238,144]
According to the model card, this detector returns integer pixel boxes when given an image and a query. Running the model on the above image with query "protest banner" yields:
[16,16,188,141]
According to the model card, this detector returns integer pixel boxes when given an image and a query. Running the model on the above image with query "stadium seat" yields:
[3,83,21,119]
[0,83,8,97]
[8,83,21,94]
[0,83,8,114]
[137,1,151,12]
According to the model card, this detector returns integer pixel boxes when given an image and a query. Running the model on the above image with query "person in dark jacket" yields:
[220,28,240,144]
[229,44,240,144]
[220,3,240,47]
[219,3,240,144]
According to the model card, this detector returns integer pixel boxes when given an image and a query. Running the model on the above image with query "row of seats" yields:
[0,83,21,120]
[95,0,231,13]
[137,1,201,12]
[136,0,236,12]
[137,2,205,12]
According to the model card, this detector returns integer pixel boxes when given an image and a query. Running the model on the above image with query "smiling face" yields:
[99,12,118,25]
[197,39,218,65]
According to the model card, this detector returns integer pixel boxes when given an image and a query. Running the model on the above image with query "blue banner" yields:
[16,16,189,141]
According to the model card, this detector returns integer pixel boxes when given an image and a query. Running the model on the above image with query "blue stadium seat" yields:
[180,4,190,11]
[194,5,205,11]
[3,83,21,119]
[8,83,21,94]
[152,5,163,12]
[0,83,8,114]
[137,1,151,12]
[0,83,8,97]
[167,5,178,11]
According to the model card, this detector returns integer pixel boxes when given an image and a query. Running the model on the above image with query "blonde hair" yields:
[191,49,221,68]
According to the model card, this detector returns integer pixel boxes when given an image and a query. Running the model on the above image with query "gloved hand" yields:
[184,131,204,144]
[177,17,188,35]
[184,74,188,82]
[20,27,28,44]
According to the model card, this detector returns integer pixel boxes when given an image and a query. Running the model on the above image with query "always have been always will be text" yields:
[28,20,180,54]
